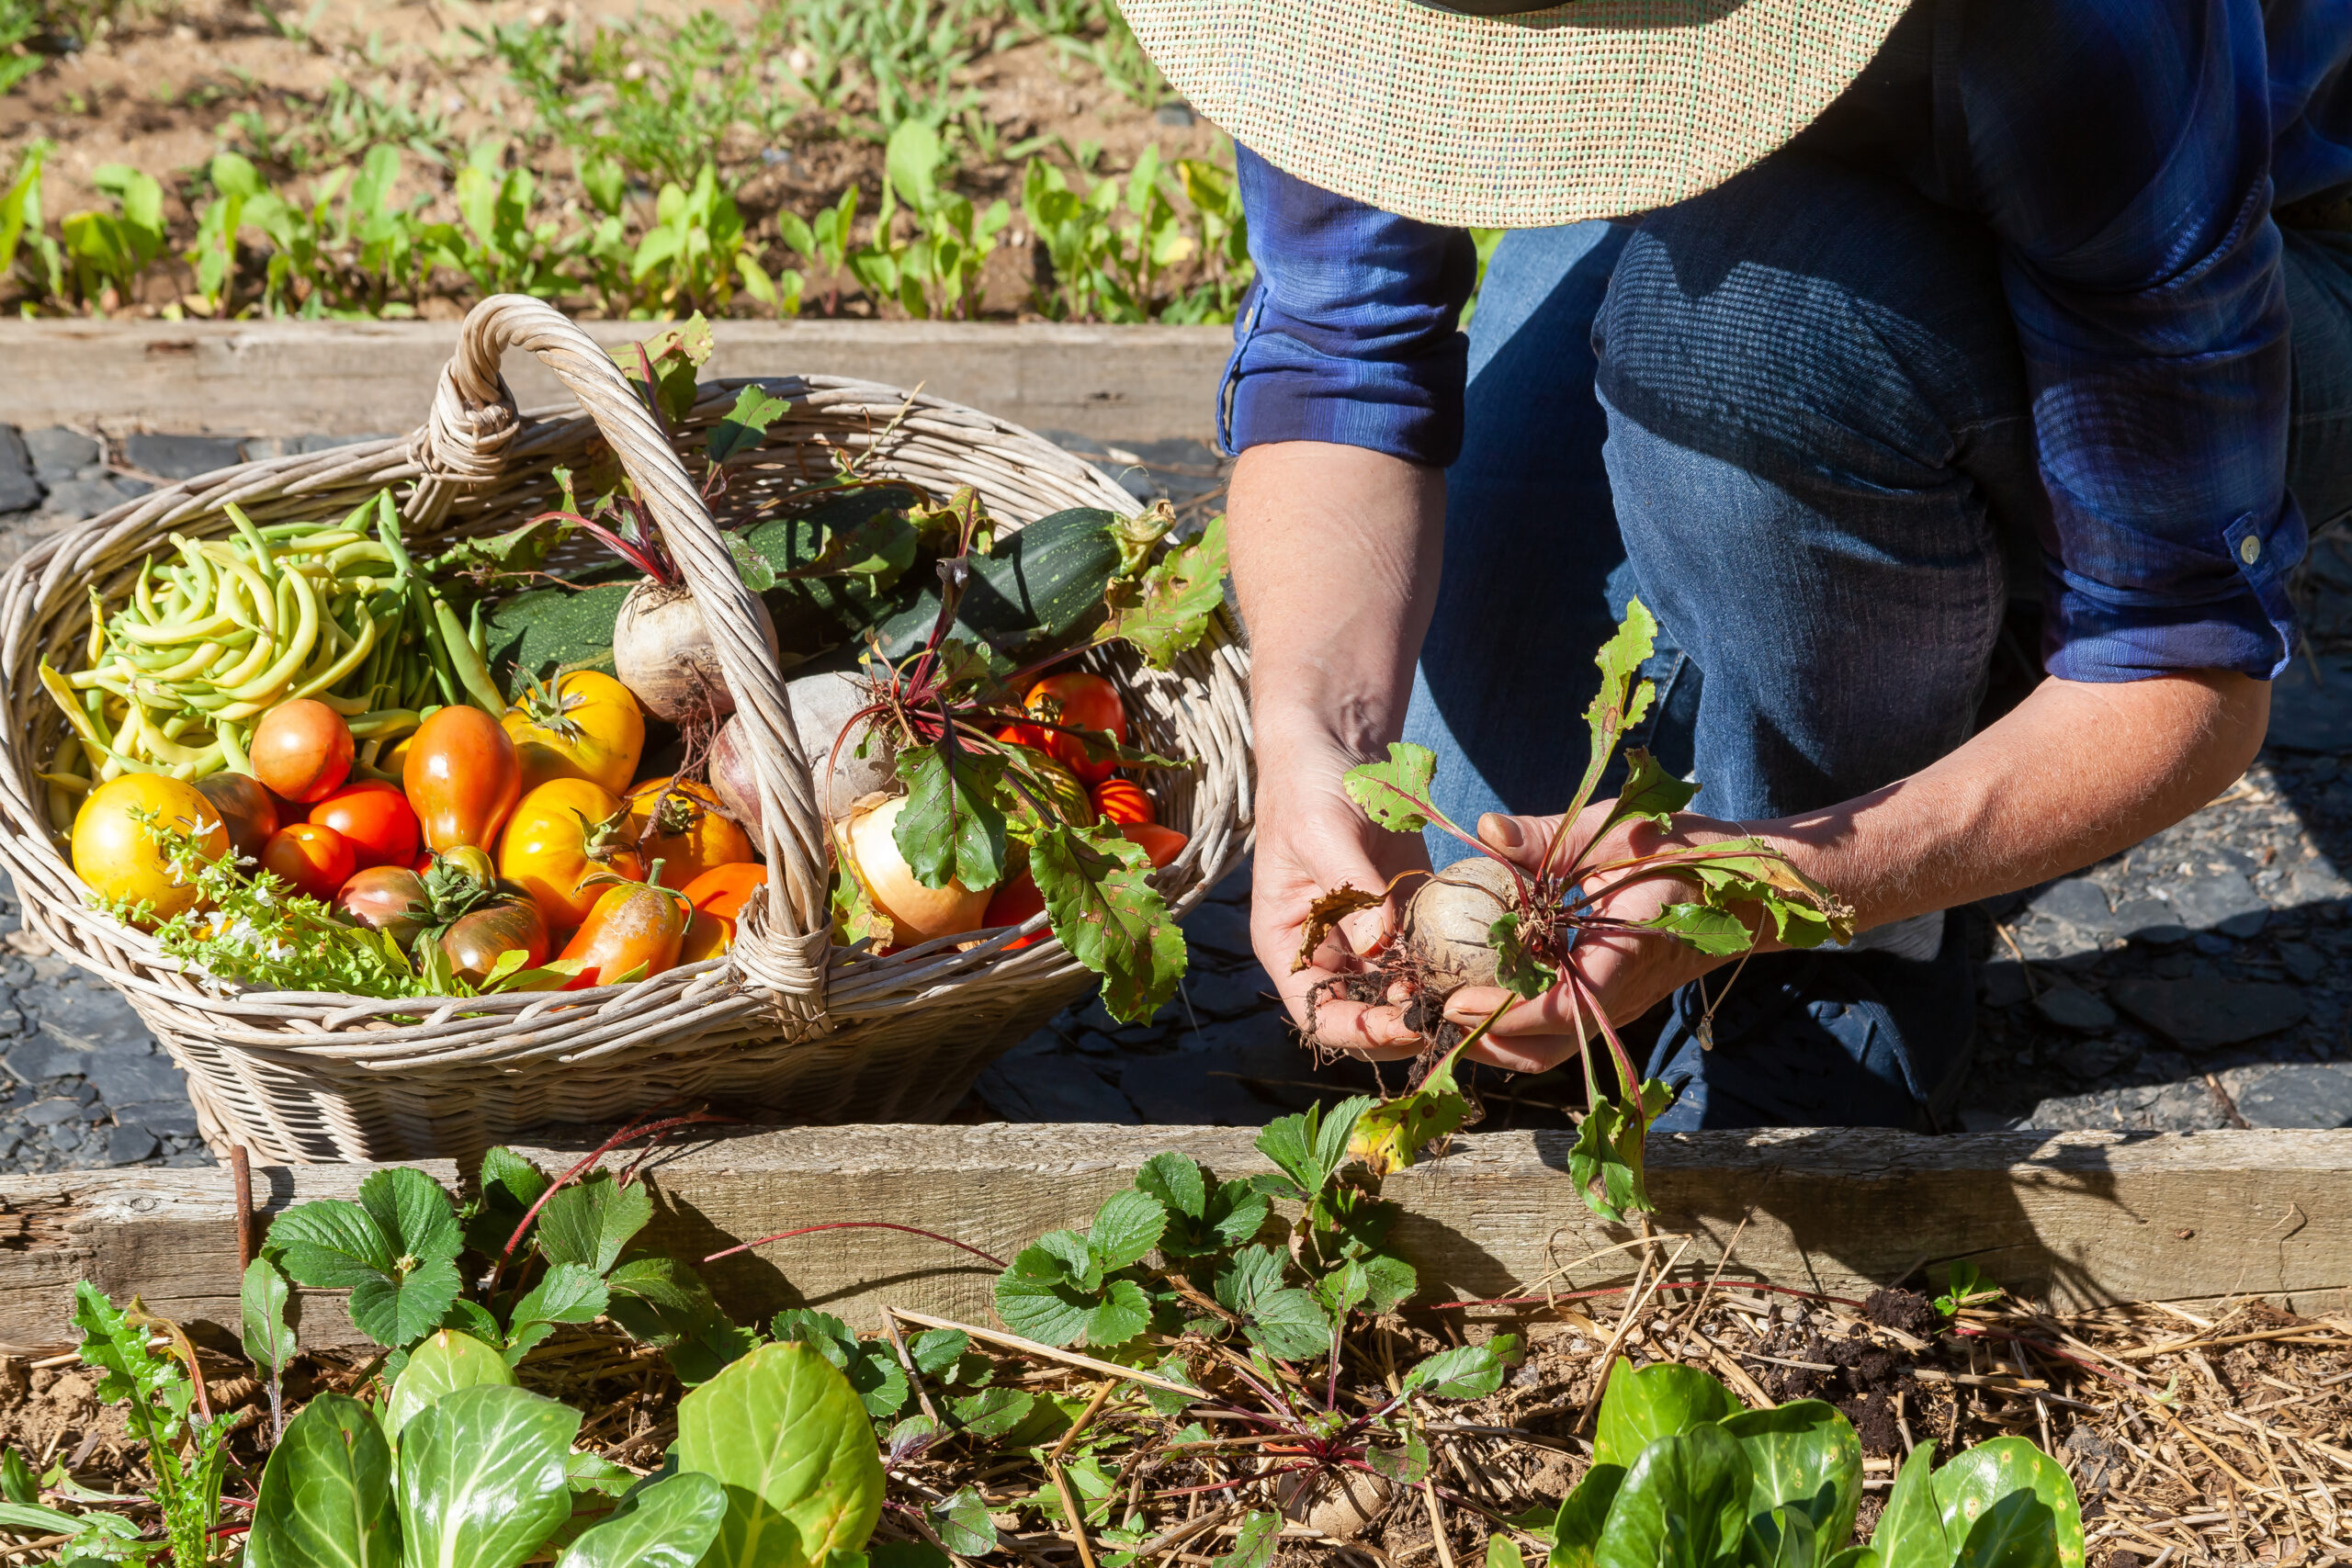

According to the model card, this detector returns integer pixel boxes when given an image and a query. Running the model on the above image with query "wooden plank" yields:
[2,1126,2346,1354]
[0,320,1232,445]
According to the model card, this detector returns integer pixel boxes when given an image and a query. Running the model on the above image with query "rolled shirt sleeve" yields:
[1219,144,1478,467]
[1969,0,2301,681]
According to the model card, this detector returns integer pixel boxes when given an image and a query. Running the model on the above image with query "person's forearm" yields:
[1763,671,2269,931]
[1227,442,1445,768]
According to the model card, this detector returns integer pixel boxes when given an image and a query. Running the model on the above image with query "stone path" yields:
[5,424,2350,1169]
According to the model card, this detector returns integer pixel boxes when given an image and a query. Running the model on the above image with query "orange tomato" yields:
[310,780,421,872]
[251,699,354,804]
[1020,672,1126,784]
[559,878,691,988]
[498,779,643,931]
[404,705,522,853]
[1091,778,1155,827]
[982,868,1047,950]
[624,777,753,889]
[676,863,763,962]
[260,822,356,901]
[1120,823,1188,869]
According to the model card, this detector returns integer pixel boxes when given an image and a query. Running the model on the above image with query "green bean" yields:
[224,504,278,586]
[288,607,380,702]
[433,592,505,716]
[348,707,421,740]
[219,560,322,708]
[217,720,251,774]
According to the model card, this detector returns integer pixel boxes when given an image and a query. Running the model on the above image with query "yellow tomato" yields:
[502,671,646,797]
[497,779,643,931]
[73,774,231,919]
[624,777,754,889]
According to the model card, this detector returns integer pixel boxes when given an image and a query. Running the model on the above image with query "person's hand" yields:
[1436,805,1760,1073]
[1250,741,1430,1053]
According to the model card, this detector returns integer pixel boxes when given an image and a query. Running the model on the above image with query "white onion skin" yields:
[837,795,992,946]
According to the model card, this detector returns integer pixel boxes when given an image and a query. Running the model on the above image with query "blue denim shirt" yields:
[1222,0,2352,682]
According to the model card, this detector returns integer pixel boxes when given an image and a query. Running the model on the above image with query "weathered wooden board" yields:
[0,319,1232,442]
[2,1126,2345,1354]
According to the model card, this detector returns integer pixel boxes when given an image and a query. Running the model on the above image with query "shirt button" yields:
[2240,535,2262,565]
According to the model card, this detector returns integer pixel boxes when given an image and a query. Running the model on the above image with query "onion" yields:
[836,795,991,946]
[710,665,899,832]
[1397,855,1521,998]
[614,580,780,724]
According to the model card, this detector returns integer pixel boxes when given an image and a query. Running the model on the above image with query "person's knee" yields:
[1595,155,2009,486]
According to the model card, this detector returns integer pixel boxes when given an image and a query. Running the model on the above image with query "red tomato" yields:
[558,879,691,988]
[1020,673,1126,784]
[439,897,551,987]
[983,869,1047,950]
[194,772,279,863]
[251,699,355,804]
[259,822,356,901]
[1091,778,1155,827]
[404,705,522,852]
[1120,823,1188,870]
[310,780,421,872]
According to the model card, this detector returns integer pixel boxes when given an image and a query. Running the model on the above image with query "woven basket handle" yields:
[420,297,832,1004]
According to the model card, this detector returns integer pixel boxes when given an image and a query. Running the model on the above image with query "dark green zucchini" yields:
[485,581,631,689]
[743,489,930,667]
[867,506,1124,661]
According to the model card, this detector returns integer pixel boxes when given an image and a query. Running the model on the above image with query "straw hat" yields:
[1120,0,1916,229]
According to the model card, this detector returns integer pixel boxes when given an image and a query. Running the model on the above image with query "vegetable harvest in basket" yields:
[39,318,1231,1021]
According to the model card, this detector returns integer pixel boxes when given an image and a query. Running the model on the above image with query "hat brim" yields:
[1122,0,1914,229]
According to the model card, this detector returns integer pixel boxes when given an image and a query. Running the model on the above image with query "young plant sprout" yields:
[1312,601,1854,1220]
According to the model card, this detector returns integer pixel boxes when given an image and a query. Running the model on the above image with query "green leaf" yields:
[1254,1095,1373,1199]
[1643,904,1757,956]
[1096,514,1227,669]
[1240,1287,1331,1362]
[1607,748,1699,831]
[1722,1402,1862,1562]
[1342,741,1442,835]
[1567,1078,1676,1225]
[677,1342,888,1568]
[931,1487,997,1557]
[894,742,1010,893]
[351,1258,462,1349]
[1134,1151,1206,1221]
[1364,1429,1431,1486]
[0,1447,35,1507]
[360,1166,462,1269]
[1489,910,1559,1001]
[1350,1046,1473,1178]
[557,1472,728,1568]
[383,1328,516,1442]
[1866,1447,1945,1568]
[606,1257,731,1349]
[473,1149,550,1259]
[1401,1335,1523,1400]
[1566,601,1659,832]
[1747,1507,1819,1568]
[1592,1424,1751,1568]
[729,534,782,593]
[246,1393,396,1568]
[1548,1463,1625,1568]
[1930,1439,2082,1568]
[909,1328,969,1377]
[710,386,790,467]
[1594,1362,1743,1471]
[1214,1247,1288,1314]
[1488,1538,1528,1568]
[240,1257,297,1375]
[397,1384,579,1568]
[267,1198,396,1290]
[1030,823,1186,1023]
[1213,1511,1282,1568]
[536,1171,654,1276]
[1088,1189,1169,1271]
[1824,1552,1881,1568]
[1678,844,1855,951]
[947,1386,1034,1437]
[506,1262,613,1364]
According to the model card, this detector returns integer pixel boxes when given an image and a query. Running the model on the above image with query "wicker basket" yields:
[0,297,1254,1164]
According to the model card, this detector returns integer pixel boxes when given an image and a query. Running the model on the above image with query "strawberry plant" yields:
[1323,602,1853,1219]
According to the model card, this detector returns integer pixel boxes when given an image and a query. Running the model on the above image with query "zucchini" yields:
[868,507,1124,661]
[742,488,930,667]
[485,581,631,687]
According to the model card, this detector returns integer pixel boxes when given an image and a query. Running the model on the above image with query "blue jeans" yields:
[1400,152,2352,1129]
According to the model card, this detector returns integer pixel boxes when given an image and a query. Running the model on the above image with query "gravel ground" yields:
[4,427,2348,1170]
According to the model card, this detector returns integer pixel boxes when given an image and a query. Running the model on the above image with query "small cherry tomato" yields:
[260,822,356,901]
[1021,672,1126,784]
[194,772,279,864]
[310,780,421,872]
[404,705,522,853]
[250,699,356,804]
[982,868,1047,950]
[624,777,754,889]
[1091,778,1155,827]
[1120,823,1188,869]
[559,878,691,987]
[439,895,551,987]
